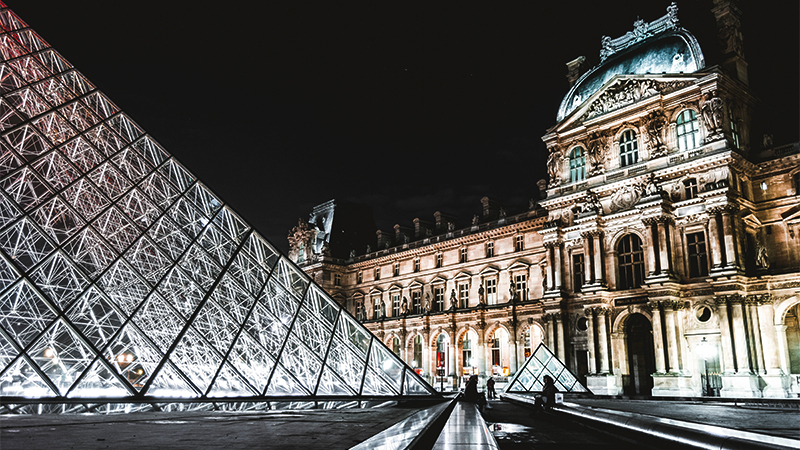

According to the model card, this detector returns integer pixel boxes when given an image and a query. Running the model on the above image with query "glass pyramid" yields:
[504,343,591,394]
[0,2,436,409]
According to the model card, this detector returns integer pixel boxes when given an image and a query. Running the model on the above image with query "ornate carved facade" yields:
[293,3,800,398]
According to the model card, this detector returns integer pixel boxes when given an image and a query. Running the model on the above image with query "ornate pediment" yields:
[579,78,694,122]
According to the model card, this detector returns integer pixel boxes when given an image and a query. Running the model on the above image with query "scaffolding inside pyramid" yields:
[504,343,591,395]
[0,3,438,414]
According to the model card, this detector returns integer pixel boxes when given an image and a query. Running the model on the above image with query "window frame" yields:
[458,283,469,308]
[569,146,586,182]
[617,234,645,290]
[486,242,494,258]
[514,235,524,252]
[460,247,468,263]
[675,109,700,151]
[619,129,639,167]
[686,231,709,278]
[572,253,585,293]
[485,277,498,305]
[433,286,445,312]
[392,293,401,317]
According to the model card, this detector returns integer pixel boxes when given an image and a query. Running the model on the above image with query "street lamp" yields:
[697,337,714,396]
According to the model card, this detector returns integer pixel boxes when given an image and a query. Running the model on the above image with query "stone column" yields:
[449,328,457,385]
[657,219,672,276]
[663,301,681,372]
[596,308,610,374]
[707,211,723,269]
[585,309,596,374]
[714,297,736,374]
[509,334,518,375]
[476,331,486,377]
[756,297,781,375]
[729,296,751,373]
[422,330,431,382]
[546,314,556,350]
[643,219,658,276]
[582,233,593,285]
[545,244,555,291]
[720,206,739,269]
[775,325,790,375]
[400,329,407,363]
[592,231,605,285]
[553,243,563,290]
[745,297,764,373]
[556,313,566,362]
[649,301,667,373]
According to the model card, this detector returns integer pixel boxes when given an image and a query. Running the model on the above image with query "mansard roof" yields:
[557,3,704,122]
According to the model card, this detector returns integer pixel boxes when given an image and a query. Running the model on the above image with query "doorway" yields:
[625,313,655,396]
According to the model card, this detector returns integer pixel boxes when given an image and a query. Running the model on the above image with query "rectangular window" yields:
[515,235,524,252]
[436,253,443,268]
[684,178,698,200]
[412,291,421,314]
[572,254,585,293]
[515,274,527,301]
[392,293,400,317]
[434,287,445,312]
[373,297,381,319]
[334,273,341,286]
[393,262,400,276]
[375,267,380,280]
[356,271,362,284]
[414,258,420,272]
[460,247,467,263]
[687,232,709,277]
[458,283,469,308]
[486,278,497,304]
[486,242,494,258]
[355,300,365,321]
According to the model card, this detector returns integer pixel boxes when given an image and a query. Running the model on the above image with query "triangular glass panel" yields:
[28,318,97,395]
[317,366,355,396]
[265,364,308,396]
[206,362,257,397]
[67,358,130,398]
[504,343,590,394]
[146,359,198,398]
[0,355,57,397]
[0,1,438,407]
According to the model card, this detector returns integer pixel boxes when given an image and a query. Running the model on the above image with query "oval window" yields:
[696,306,712,322]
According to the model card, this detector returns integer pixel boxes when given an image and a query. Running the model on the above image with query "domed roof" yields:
[557,4,704,122]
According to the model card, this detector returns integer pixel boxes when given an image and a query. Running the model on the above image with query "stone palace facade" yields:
[290,2,800,398]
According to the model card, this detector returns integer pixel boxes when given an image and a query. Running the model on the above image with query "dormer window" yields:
[676,109,700,151]
[569,146,586,182]
[619,129,639,167]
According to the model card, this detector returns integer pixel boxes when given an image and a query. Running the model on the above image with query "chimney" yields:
[433,211,458,233]
[413,218,434,239]
[712,0,748,85]
[566,56,588,87]
[376,230,394,249]
[481,197,502,220]
[394,224,413,244]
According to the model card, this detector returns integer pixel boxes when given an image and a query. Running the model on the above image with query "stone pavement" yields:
[0,406,425,450]
[568,398,800,440]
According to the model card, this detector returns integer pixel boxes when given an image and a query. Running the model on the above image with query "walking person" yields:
[486,376,496,400]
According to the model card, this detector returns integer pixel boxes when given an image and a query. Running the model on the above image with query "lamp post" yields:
[697,337,713,396]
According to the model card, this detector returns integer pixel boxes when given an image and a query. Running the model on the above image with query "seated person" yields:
[534,375,558,411]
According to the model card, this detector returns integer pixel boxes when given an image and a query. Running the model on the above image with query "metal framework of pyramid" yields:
[0,3,437,413]
[504,343,591,394]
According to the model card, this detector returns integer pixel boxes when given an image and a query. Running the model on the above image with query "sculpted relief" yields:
[547,146,563,187]
[581,79,693,121]
[586,131,608,176]
[645,110,668,157]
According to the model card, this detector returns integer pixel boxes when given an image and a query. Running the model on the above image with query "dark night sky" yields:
[9,1,798,254]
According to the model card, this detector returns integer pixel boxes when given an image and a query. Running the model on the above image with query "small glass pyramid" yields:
[0,2,436,408]
[504,343,591,393]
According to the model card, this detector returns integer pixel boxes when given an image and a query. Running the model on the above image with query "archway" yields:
[435,333,450,381]
[786,303,800,374]
[489,328,510,377]
[459,329,479,378]
[625,313,655,396]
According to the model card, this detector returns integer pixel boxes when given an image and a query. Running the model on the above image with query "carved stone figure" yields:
[600,35,614,61]
[701,93,724,134]
[528,198,538,210]
[499,207,507,218]
[540,265,547,290]
[610,184,642,212]
[633,18,647,40]
[587,131,606,175]
[583,189,603,215]
[472,215,480,226]
[762,134,773,149]
[477,283,485,304]
[401,297,409,315]
[349,249,356,259]
[447,222,455,232]
[508,275,518,302]
[756,240,770,269]
[365,244,371,254]
[666,2,679,27]
[646,110,668,156]
[547,148,563,186]
[450,290,457,309]
[424,293,431,312]
[643,173,661,197]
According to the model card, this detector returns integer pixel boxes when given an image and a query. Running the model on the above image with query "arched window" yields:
[676,109,700,151]
[617,234,645,289]
[391,336,401,357]
[619,129,639,167]
[569,146,585,182]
